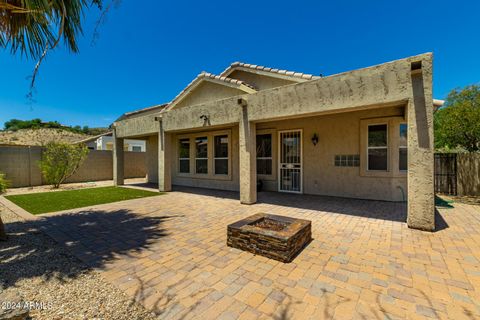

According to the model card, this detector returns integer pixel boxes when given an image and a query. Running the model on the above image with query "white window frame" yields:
[178,138,191,174]
[195,136,208,174]
[367,123,388,172]
[213,134,229,175]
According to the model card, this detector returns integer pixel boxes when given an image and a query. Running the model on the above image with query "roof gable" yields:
[166,72,256,110]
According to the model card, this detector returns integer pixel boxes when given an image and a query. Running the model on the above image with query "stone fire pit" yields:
[227,213,311,263]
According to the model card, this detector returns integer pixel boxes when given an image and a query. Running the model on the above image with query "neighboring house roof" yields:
[166,72,257,111]
[74,131,112,144]
[433,99,445,112]
[220,62,321,81]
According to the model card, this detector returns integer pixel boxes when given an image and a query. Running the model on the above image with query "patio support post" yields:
[407,56,435,231]
[158,119,172,192]
[113,129,124,186]
[239,106,257,204]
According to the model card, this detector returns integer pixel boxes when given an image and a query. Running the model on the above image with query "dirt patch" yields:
[0,128,91,146]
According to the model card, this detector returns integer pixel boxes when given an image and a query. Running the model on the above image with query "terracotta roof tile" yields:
[222,62,320,80]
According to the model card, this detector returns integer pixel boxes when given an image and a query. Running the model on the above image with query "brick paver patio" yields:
[39,187,480,319]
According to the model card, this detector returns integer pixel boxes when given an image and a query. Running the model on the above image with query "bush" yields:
[39,142,89,188]
[0,172,9,194]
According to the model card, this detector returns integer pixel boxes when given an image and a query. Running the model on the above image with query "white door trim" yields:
[278,129,303,194]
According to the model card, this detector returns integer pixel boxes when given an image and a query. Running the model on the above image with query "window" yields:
[367,124,388,171]
[132,146,142,152]
[105,142,113,150]
[256,134,272,175]
[179,138,190,173]
[195,137,208,174]
[214,135,228,175]
[399,124,407,171]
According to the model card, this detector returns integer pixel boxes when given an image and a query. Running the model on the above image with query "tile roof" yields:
[115,103,168,122]
[221,62,321,81]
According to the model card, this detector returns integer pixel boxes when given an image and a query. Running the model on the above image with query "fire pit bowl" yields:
[227,213,311,263]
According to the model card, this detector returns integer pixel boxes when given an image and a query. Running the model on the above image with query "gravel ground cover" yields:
[0,204,157,320]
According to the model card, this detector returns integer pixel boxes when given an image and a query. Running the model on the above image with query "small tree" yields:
[39,142,89,188]
[0,172,9,241]
[435,85,480,152]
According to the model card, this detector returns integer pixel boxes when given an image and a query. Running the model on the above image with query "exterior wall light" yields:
[200,114,210,126]
[311,133,319,146]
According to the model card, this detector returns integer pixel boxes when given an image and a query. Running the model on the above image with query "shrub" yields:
[39,142,89,188]
[0,172,8,194]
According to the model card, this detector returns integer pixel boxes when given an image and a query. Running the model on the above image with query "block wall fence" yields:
[0,145,146,188]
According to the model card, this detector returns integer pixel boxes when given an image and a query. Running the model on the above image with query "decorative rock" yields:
[0,291,28,320]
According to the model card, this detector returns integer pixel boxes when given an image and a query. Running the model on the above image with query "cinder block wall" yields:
[0,145,146,187]
[0,145,43,187]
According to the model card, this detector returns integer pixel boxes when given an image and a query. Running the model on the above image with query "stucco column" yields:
[239,107,257,204]
[146,135,159,183]
[113,130,124,186]
[406,58,435,231]
[158,120,172,192]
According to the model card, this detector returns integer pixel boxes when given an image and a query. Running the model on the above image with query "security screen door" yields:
[278,130,302,193]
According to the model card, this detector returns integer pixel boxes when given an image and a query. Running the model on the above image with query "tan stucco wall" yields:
[160,55,429,132]
[174,81,246,110]
[146,135,159,183]
[228,70,298,91]
[115,114,158,138]
[256,107,407,201]
[165,107,408,201]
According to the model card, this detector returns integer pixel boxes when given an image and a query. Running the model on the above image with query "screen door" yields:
[278,130,302,193]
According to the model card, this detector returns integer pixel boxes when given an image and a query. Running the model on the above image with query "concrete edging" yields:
[0,196,38,221]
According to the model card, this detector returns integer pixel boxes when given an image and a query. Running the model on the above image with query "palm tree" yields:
[0,0,115,92]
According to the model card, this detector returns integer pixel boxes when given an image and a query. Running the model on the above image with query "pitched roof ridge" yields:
[221,62,320,80]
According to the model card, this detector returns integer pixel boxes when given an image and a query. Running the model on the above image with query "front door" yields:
[278,130,302,193]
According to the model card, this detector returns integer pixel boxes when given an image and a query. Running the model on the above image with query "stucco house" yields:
[112,53,437,231]
[77,132,146,152]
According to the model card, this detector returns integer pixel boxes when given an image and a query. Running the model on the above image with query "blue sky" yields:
[1,0,479,128]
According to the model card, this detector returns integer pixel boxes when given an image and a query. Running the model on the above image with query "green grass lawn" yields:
[5,186,162,215]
